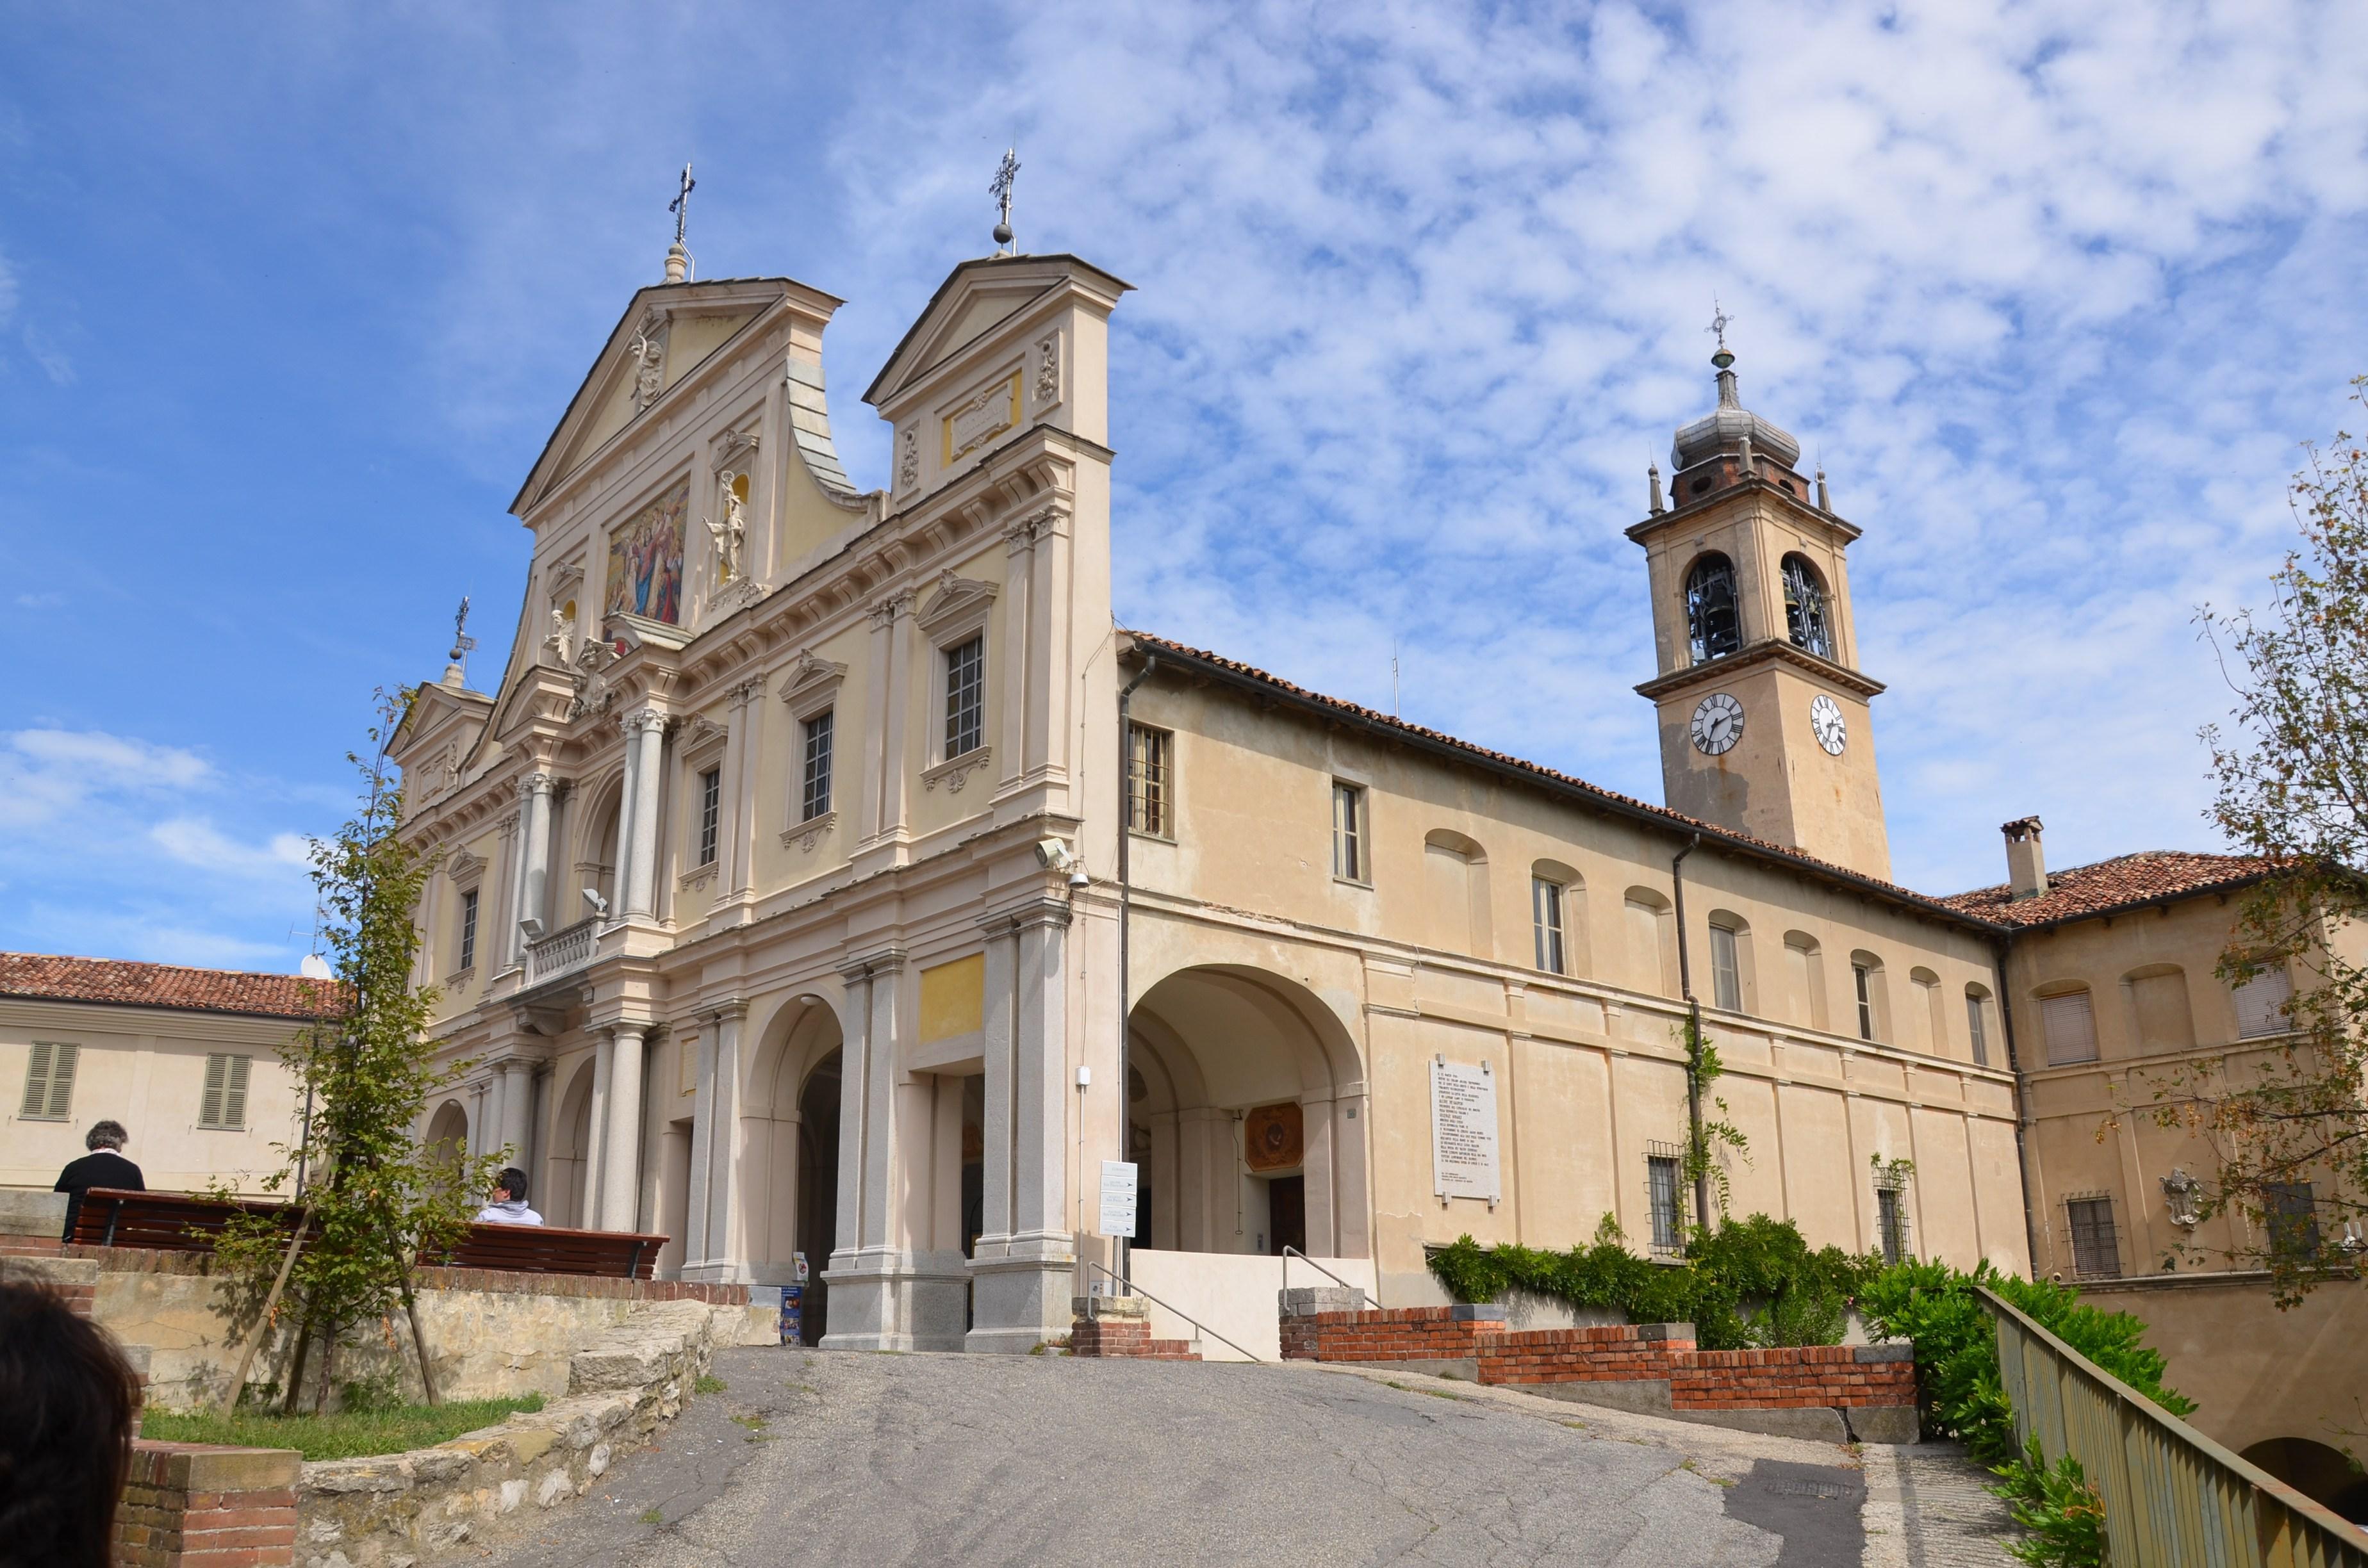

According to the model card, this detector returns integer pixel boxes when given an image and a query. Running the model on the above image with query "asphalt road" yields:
[477,1344,1873,1567]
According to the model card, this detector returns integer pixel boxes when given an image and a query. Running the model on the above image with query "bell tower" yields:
[1627,334,1891,880]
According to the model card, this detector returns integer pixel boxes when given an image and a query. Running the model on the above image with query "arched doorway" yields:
[547,1058,597,1229]
[424,1100,469,1180]
[795,1051,840,1344]
[2243,1437,2368,1523]
[739,995,846,1339]
[1126,965,1367,1260]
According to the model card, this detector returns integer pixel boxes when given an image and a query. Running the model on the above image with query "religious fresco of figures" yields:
[605,478,688,625]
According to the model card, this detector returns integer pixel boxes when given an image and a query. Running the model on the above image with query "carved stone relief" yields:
[627,310,668,411]
[1033,333,1060,405]
[898,427,919,491]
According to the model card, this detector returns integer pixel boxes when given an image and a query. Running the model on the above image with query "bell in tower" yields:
[1627,325,1892,880]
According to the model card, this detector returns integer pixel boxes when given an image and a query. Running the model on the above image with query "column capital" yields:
[726,674,768,708]
[837,946,909,983]
[1008,897,1075,934]
[621,706,668,736]
[866,589,915,628]
[706,997,751,1023]
[516,770,558,799]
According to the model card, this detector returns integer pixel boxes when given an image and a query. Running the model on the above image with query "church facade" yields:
[390,243,2039,1353]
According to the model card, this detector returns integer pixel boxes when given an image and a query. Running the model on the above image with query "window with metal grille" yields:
[1966,990,1990,1066]
[1710,923,1743,1012]
[2233,968,2293,1038]
[199,1053,252,1131]
[697,767,721,866]
[457,888,479,971]
[944,635,985,758]
[1854,962,1876,1041]
[18,1041,78,1121]
[1331,781,1366,882]
[800,710,834,822]
[2066,1196,2120,1278]
[2265,1182,2321,1261]
[1127,723,1172,837]
[2041,990,2098,1065]
[1781,554,1834,658]
[1685,553,1741,662]
[1875,1184,1911,1265]
[1532,878,1566,975]
[1646,1146,1684,1254]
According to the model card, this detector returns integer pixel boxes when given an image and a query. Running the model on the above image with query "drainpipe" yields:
[1670,833,1712,1241]
[1993,933,2045,1279]
[1114,651,1159,1289]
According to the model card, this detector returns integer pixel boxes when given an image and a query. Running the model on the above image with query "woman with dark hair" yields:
[0,1275,142,1567]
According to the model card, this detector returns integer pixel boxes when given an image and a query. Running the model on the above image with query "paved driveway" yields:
[482,1344,1877,1567]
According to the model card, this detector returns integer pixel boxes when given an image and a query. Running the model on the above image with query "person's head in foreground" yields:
[0,1273,142,1568]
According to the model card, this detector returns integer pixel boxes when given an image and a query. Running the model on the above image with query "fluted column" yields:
[621,710,666,919]
[513,772,555,957]
[600,1024,649,1230]
[500,1058,532,1167]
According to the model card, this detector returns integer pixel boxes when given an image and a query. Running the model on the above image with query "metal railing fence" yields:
[1981,1284,2368,1567]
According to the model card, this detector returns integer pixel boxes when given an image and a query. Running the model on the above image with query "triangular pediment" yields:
[864,254,1130,411]
[511,275,844,518]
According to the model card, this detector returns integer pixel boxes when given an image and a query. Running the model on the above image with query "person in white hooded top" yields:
[475,1166,543,1226]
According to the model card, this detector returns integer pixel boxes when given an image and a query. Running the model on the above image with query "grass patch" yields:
[141,1394,546,1462]
[695,1374,726,1395]
[638,1507,664,1524]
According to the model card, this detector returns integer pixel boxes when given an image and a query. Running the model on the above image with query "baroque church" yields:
[382,219,2305,1367]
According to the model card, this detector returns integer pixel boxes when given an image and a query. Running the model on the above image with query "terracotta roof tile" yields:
[1124,632,1987,924]
[1936,851,2270,929]
[0,952,344,1020]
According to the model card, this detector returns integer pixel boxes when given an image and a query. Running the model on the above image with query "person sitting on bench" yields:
[53,1120,144,1241]
[475,1167,542,1226]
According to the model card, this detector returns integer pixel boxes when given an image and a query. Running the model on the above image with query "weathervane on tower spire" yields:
[664,162,696,284]
[1706,299,1735,368]
[990,149,1020,256]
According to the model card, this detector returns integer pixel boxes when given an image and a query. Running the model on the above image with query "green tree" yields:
[210,692,496,1412]
[2155,380,2368,1303]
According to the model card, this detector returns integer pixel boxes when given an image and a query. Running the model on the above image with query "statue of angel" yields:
[707,473,747,581]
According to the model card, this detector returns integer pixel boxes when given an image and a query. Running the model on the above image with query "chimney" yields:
[2002,817,2047,901]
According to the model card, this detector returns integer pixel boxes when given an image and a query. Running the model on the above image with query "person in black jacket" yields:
[53,1120,144,1241]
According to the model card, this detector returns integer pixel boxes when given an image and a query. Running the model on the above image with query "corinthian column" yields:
[621,710,666,919]
[513,772,555,961]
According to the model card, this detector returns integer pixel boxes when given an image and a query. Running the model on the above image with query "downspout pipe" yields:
[1114,651,1159,1289]
[1670,833,1713,1240]
[1992,933,2045,1278]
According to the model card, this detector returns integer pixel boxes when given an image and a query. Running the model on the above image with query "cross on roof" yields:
[991,149,1019,253]
[1706,300,1734,354]
[670,162,696,247]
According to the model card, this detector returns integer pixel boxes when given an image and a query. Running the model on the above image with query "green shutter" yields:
[199,1053,227,1128]
[43,1044,76,1119]
[20,1041,53,1118]
[222,1055,251,1129]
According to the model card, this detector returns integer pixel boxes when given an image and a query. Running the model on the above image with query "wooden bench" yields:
[68,1188,666,1280]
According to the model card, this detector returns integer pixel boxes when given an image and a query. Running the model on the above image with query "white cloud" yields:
[21,323,74,386]
[150,819,313,878]
[0,729,214,828]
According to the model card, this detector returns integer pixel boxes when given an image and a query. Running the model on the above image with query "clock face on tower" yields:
[1810,694,1848,755]
[1690,692,1744,756]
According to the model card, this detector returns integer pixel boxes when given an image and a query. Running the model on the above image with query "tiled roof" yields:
[1123,632,1988,924]
[1936,851,2271,929]
[0,952,344,1020]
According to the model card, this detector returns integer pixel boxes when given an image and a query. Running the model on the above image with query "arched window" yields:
[1685,553,1741,663]
[1782,554,1834,658]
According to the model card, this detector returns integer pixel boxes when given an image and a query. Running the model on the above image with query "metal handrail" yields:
[1078,1257,1265,1364]
[1281,1246,1370,1305]
[1980,1284,2368,1565]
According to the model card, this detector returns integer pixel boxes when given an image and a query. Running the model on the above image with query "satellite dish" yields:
[299,954,333,979]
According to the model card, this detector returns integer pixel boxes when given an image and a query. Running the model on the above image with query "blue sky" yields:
[3,1,2365,971]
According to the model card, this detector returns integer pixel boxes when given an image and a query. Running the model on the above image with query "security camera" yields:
[1033,837,1074,872]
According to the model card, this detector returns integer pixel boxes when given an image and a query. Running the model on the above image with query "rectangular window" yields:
[800,710,834,822]
[2233,968,2293,1038]
[1331,781,1366,882]
[2041,991,2098,1065]
[1966,993,1990,1067]
[944,635,985,758]
[18,1041,79,1121]
[1875,1186,1911,1266]
[697,766,722,866]
[1710,924,1743,1013]
[1854,963,1875,1041]
[2266,1182,2321,1260]
[1531,878,1566,975]
[1127,723,1172,837]
[1646,1152,1684,1253]
[2066,1196,2120,1278]
[457,888,479,972]
[198,1053,253,1131]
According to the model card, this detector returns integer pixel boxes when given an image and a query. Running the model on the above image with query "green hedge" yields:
[1427,1214,1880,1351]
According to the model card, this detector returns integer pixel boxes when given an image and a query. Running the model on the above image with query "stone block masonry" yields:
[117,1441,301,1568]
[1280,1303,1918,1444]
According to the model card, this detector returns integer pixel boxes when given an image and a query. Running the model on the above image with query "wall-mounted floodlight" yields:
[1034,837,1074,872]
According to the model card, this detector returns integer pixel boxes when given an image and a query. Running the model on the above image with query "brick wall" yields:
[117,1441,299,1568]
[1672,1345,1916,1411]
[1279,1304,1507,1364]
[1068,1317,1202,1360]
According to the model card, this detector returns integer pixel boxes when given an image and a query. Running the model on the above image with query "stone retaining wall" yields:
[1281,1297,1917,1443]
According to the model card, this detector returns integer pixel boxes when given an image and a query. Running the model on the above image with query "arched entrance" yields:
[2243,1437,2368,1523]
[739,995,846,1337]
[547,1058,597,1229]
[795,1052,840,1344]
[1126,965,1368,1260]
[424,1100,469,1179]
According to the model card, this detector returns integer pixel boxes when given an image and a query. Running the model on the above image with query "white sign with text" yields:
[1429,1058,1501,1202]
[1099,1159,1139,1237]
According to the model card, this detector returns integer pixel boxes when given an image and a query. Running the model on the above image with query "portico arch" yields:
[424,1100,469,1189]
[547,1057,598,1229]
[735,993,847,1289]
[571,771,625,918]
[1126,963,1368,1260]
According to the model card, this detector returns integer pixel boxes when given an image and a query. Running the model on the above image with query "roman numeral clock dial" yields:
[1690,692,1743,756]
[1811,694,1848,755]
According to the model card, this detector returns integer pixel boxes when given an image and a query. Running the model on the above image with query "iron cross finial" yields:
[448,596,478,665]
[1706,299,1734,354]
[670,162,696,247]
[990,149,1020,253]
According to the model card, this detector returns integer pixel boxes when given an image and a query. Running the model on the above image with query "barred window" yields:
[944,635,985,758]
[1331,781,1367,882]
[457,888,479,971]
[800,710,834,822]
[1532,878,1566,975]
[199,1053,252,1131]
[2066,1196,2120,1278]
[1127,723,1172,837]
[1647,1150,1684,1254]
[697,767,722,866]
[1875,1185,1911,1266]
[18,1041,78,1121]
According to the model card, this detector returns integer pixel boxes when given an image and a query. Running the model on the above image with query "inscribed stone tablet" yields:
[1429,1059,1501,1201]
